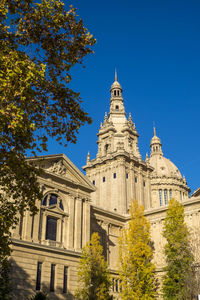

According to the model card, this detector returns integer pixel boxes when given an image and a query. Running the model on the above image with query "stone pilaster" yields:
[118,157,127,214]
[67,195,75,250]
[74,196,82,251]
[130,162,136,202]
[82,199,91,247]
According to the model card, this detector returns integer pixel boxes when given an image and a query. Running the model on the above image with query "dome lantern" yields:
[150,127,163,157]
[110,69,122,97]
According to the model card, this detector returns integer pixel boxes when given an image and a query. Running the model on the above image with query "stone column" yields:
[106,166,111,211]
[118,157,127,214]
[96,168,101,206]
[146,170,152,209]
[138,165,143,206]
[82,199,91,247]
[67,194,75,250]
[32,204,40,243]
[130,162,136,202]
[12,212,20,239]
[22,210,30,241]
[107,224,111,265]
[62,216,67,248]
[41,211,47,242]
[74,196,82,252]
[102,222,109,262]
[57,218,62,244]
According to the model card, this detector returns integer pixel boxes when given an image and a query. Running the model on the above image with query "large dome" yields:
[149,155,182,179]
[149,128,182,179]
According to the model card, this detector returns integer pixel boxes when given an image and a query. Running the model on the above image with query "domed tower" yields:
[149,128,190,209]
[83,72,153,214]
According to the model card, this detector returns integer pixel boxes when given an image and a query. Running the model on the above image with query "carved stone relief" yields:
[47,160,67,176]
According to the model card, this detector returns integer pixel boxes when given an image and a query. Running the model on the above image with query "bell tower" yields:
[83,73,153,214]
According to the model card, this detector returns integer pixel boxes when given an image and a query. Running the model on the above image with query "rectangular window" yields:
[50,264,55,292]
[113,173,116,179]
[112,278,115,292]
[115,279,118,292]
[135,177,137,183]
[164,189,168,205]
[46,216,57,241]
[126,173,128,179]
[103,176,105,182]
[19,214,23,238]
[36,262,42,290]
[159,189,163,206]
[31,215,34,239]
[63,266,68,293]
[169,189,172,200]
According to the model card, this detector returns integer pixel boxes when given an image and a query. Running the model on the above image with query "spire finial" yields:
[153,121,156,136]
[115,68,117,81]
[87,151,90,163]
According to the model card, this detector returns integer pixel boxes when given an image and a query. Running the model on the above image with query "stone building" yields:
[10,74,200,299]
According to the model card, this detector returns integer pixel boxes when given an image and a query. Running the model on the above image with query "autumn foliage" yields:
[162,198,196,299]
[76,232,112,300]
[119,200,158,299]
[0,0,95,265]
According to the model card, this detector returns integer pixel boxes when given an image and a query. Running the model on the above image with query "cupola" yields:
[110,69,122,98]
[150,127,163,157]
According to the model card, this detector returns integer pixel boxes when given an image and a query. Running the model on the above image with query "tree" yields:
[119,200,158,300]
[0,258,10,300]
[0,0,95,262]
[162,198,197,299]
[75,232,112,300]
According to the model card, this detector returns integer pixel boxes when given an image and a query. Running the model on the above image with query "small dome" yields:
[149,155,182,179]
[151,135,161,144]
[111,80,122,90]
[110,70,122,91]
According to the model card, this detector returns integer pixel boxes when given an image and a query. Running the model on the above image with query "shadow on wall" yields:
[9,259,74,300]
[91,209,115,261]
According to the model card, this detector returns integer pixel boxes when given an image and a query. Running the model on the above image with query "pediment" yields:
[27,154,95,192]
[43,204,68,216]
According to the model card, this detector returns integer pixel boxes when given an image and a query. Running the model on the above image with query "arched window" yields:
[115,105,119,110]
[42,194,64,210]
[40,193,67,247]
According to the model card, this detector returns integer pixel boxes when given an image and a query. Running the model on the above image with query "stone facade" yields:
[10,75,200,299]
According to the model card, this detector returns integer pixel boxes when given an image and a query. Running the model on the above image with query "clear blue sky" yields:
[46,0,200,193]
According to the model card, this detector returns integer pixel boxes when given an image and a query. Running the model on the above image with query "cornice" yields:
[11,238,82,257]
[91,205,129,222]
[83,151,153,173]
[143,197,200,217]
[38,177,93,200]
